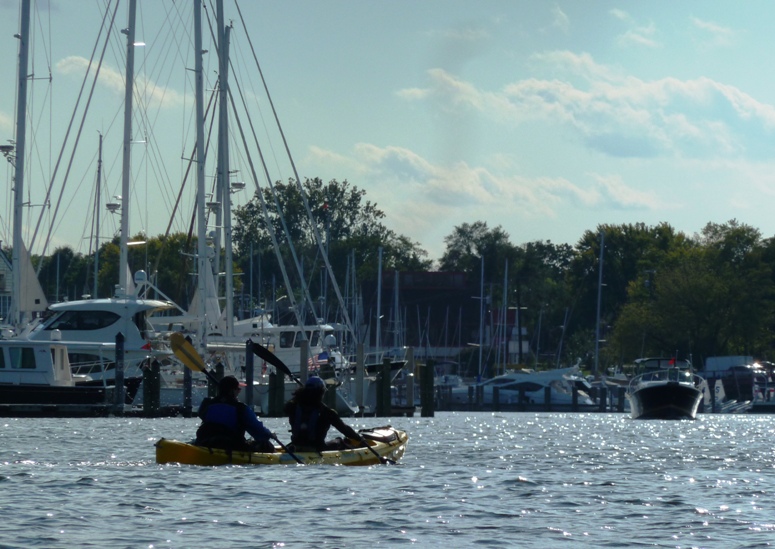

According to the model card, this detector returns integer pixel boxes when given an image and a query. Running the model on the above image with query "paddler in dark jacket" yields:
[195,375,275,452]
[284,375,360,451]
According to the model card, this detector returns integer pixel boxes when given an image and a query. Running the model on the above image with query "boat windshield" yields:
[640,369,694,383]
[45,310,120,331]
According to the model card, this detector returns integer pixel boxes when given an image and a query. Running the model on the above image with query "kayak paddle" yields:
[250,341,303,386]
[169,333,303,464]
[169,332,217,385]
[359,433,397,465]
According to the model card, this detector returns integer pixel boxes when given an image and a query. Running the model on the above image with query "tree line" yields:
[7,177,774,374]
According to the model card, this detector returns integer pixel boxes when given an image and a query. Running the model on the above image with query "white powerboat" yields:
[0,337,115,408]
[449,366,595,406]
[626,357,705,419]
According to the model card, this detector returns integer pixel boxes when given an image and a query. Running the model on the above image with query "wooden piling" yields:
[376,359,392,416]
[244,342,254,408]
[143,358,160,416]
[114,332,125,415]
[324,379,337,409]
[420,360,435,417]
[267,372,284,417]
[598,386,607,412]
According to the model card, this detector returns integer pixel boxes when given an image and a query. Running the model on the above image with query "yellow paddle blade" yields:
[169,332,206,373]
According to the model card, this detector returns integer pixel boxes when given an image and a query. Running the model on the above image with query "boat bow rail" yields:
[628,368,703,392]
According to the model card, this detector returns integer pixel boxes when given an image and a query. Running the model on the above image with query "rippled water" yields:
[1,412,774,548]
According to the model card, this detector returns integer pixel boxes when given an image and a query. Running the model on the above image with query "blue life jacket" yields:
[195,398,248,449]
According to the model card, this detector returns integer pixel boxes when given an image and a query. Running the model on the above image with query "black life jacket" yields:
[292,405,321,448]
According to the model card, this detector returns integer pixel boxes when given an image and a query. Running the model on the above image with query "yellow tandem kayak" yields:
[155,426,408,466]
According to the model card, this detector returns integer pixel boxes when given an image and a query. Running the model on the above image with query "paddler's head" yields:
[305,375,326,395]
[218,375,241,398]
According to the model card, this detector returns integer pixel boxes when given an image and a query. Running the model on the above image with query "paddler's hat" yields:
[305,375,326,392]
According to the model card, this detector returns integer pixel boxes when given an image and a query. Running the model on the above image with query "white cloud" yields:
[588,173,660,209]
[609,9,631,23]
[550,5,570,34]
[691,17,735,48]
[307,140,671,257]
[617,23,660,49]
[399,52,775,160]
[323,142,614,216]
[56,56,185,109]
[609,10,660,48]
[0,110,11,134]
[426,26,490,43]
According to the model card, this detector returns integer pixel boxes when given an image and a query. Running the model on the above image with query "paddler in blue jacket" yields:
[195,375,275,452]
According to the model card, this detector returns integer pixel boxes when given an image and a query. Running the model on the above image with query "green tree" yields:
[565,223,691,371]
[232,177,429,313]
[608,220,775,364]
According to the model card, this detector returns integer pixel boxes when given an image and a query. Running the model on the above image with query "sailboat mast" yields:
[594,230,605,378]
[119,0,137,296]
[194,0,208,348]
[216,1,234,336]
[478,256,484,379]
[376,246,382,352]
[94,133,103,298]
[10,0,31,327]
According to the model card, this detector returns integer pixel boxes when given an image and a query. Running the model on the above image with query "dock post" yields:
[617,387,625,412]
[420,360,435,417]
[207,374,217,398]
[406,373,415,409]
[143,358,160,416]
[598,386,607,412]
[493,386,500,412]
[377,359,391,416]
[544,386,552,411]
[356,343,365,415]
[324,378,337,409]
[300,339,309,384]
[267,372,281,417]
[406,347,415,409]
[245,341,254,408]
[572,386,579,412]
[114,332,125,415]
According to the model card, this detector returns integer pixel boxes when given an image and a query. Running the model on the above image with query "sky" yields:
[3,1,775,265]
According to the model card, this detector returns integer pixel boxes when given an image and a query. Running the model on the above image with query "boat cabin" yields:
[0,340,73,386]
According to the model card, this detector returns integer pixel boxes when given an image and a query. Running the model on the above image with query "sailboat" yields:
[0,0,137,411]
[18,0,175,398]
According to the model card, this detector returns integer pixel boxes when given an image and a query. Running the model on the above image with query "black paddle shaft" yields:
[250,341,303,386]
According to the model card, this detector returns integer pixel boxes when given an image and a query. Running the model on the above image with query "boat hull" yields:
[628,381,703,419]
[155,427,408,466]
[0,383,112,405]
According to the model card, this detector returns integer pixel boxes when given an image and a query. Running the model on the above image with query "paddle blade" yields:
[170,333,207,374]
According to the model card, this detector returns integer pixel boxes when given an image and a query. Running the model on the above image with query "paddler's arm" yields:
[242,406,274,442]
[327,409,360,441]
[197,397,213,421]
